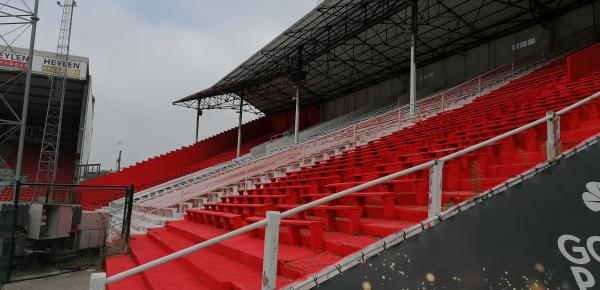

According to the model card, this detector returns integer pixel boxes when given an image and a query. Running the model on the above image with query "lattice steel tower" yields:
[36,0,77,184]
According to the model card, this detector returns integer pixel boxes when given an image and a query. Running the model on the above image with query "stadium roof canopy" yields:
[0,45,90,144]
[174,0,591,114]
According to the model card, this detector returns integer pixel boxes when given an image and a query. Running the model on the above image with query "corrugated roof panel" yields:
[175,0,591,114]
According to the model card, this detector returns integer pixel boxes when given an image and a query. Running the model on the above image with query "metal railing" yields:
[288,132,600,290]
[90,75,600,290]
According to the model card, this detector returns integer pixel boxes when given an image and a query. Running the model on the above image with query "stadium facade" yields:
[0,45,93,187]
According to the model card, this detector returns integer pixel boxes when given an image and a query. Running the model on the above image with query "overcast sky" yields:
[24,0,317,170]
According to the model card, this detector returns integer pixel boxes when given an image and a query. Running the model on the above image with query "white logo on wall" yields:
[583,182,600,212]
[557,181,600,289]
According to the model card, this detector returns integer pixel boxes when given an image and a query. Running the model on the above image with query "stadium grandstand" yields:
[82,1,600,289]
[0,45,93,201]
[0,0,594,289]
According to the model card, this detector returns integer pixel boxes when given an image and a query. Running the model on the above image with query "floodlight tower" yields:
[36,0,77,184]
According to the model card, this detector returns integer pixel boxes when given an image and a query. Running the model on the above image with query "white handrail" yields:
[97,88,600,288]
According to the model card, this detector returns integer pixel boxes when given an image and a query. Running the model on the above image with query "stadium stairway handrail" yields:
[288,123,600,289]
[90,76,600,290]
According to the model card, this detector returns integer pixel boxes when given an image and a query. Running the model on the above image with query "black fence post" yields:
[44,186,50,204]
[5,180,21,283]
[123,185,134,244]
[121,193,128,237]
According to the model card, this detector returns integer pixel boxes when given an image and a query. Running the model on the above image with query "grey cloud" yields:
[17,0,315,169]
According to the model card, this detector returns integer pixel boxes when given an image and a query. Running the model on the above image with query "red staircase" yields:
[106,54,600,289]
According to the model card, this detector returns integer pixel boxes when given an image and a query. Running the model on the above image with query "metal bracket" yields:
[262,211,282,290]
[546,111,561,161]
[428,159,444,219]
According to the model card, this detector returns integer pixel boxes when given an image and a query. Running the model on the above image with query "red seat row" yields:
[108,52,600,290]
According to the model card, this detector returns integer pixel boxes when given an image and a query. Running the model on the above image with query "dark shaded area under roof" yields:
[174,0,593,114]
[0,70,87,134]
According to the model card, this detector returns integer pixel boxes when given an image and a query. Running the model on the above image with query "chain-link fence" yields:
[0,181,133,285]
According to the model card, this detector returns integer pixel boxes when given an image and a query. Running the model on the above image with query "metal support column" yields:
[261,211,281,290]
[409,1,418,116]
[428,160,443,219]
[14,0,40,184]
[294,86,300,145]
[292,46,305,146]
[352,124,357,147]
[511,62,515,79]
[195,102,201,143]
[546,111,561,161]
[441,93,445,111]
[237,97,243,158]
[5,181,21,283]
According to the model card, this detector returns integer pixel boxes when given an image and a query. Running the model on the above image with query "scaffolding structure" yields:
[0,0,40,185]
[36,0,77,184]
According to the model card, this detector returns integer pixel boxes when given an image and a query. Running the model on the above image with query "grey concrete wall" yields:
[323,76,406,119]
[596,1,600,27]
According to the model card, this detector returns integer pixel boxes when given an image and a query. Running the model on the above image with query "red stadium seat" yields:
[107,51,600,289]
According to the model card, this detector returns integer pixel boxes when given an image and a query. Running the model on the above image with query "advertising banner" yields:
[0,50,29,70]
[31,55,87,80]
[0,46,88,80]
[319,141,600,289]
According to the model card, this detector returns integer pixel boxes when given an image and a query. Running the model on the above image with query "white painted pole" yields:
[294,86,300,145]
[546,111,560,161]
[179,184,184,214]
[262,211,282,290]
[428,160,443,219]
[441,93,445,112]
[409,33,417,116]
[409,1,417,116]
[352,124,357,147]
